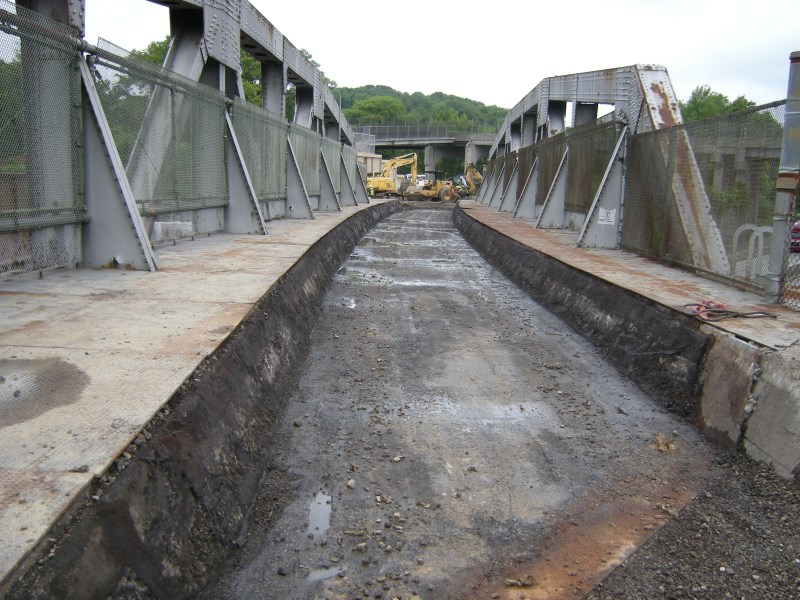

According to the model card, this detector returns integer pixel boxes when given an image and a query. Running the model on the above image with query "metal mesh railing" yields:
[353,132,375,155]
[342,144,358,193]
[93,39,227,215]
[321,136,342,194]
[500,152,516,197]
[536,132,567,208]
[566,120,618,213]
[622,101,786,293]
[289,123,320,197]
[516,145,536,203]
[230,98,287,204]
[478,157,494,201]
[0,0,83,278]
[353,122,502,137]
[481,158,500,203]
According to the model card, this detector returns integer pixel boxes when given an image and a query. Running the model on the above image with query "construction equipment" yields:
[463,162,483,195]
[404,170,460,202]
[367,153,417,196]
[451,175,469,197]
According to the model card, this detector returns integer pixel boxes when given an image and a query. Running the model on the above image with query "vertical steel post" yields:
[766,51,800,301]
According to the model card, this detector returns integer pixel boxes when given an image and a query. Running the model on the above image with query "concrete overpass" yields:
[1,0,800,597]
[353,124,495,171]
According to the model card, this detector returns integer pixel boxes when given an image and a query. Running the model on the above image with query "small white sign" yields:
[598,207,616,225]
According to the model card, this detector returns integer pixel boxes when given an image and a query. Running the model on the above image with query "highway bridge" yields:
[353,124,496,173]
[1,1,799,598]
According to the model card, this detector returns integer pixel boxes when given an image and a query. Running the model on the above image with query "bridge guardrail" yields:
[353,124,499,142]
[94,38,228,217]
[0,0,84,278]
[621,101,787,296]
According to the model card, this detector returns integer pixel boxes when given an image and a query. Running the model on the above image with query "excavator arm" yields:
[381,153,418,181]
[368,153,417,196]
[463,162,483,195]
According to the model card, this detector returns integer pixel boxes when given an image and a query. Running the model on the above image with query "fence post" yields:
[766,51,800,301]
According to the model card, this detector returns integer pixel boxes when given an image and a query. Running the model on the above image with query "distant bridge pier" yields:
[465,140,491,168]
[426,142,492,173]
[355,125,495,174]
[424,144,464,174]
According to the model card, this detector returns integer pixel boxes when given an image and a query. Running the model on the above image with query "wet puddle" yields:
[306,565,347,584]
[307,491,331,542]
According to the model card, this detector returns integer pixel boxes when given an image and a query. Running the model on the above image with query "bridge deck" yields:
[1,199,798,591]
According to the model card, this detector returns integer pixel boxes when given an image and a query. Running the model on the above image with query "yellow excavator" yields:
[367,153,417,196]
[450,163,484,197]
[463,162,483,195]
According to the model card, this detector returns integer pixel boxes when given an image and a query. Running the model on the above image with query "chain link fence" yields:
[0,0,83,279]
[321,136,342,195]
[501,151,516,198]
[342,144,359,193]
[92,39,227,216]
[622,101,786,294]
[353,132,375,155]
[536,132,567,209]
[514,145,536,205]
[566,120,618,214]
[230,98,287,214]
[353,122,501,138]
[289,123,320,197]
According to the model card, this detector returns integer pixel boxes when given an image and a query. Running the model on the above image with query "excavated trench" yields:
[9,204,734,598]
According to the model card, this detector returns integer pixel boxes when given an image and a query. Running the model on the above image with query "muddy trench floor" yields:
[205,208,800,600]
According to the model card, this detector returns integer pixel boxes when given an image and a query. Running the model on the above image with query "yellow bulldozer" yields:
[404,174,460,202]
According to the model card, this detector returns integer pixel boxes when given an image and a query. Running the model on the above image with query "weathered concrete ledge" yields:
[5,200,402,598]
[453,203,800,481]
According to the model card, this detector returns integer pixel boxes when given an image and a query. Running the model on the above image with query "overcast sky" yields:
[85,0,800,110]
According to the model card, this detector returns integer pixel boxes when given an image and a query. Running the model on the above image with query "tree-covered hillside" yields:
[339,85,507,131]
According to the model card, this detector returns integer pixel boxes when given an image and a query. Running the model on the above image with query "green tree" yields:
[435,156,464,178]
[130,37,169,66]
[344,96,406,123]
[285,85,296,122]
[680,85,755,123]
[337,85,506,130]
[239,51,263,106]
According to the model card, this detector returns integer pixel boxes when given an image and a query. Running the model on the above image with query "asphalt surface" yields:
[205,208,725,599]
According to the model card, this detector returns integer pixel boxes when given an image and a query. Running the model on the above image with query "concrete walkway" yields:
[0,201,391,588]
[459,200,800,351]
